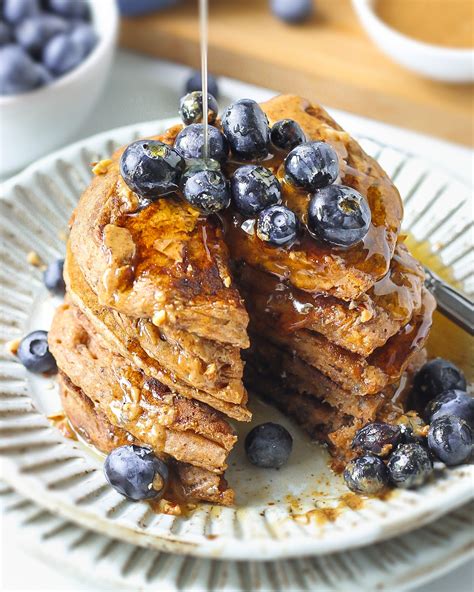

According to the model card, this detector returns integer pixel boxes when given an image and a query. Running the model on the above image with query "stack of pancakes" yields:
[49,95,434,505]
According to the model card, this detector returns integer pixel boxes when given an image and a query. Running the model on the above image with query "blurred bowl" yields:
[0,0,119,177]
[352,0,474,83]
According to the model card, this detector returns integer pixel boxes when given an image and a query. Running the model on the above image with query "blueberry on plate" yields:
[69,22,97,58]
[104,445,169,501]
[245,422,293,469]
[221,98,270,160]
[120,139,184,199]
[284,141,339,191]
[17,330,57,373]
[43,258,65,295]
[414,358,466,404]
[0,21,13,46]
[270,118,306,151]
[174,123,228,163]
[271,0,313,24]
[427,416,472,466]
[424,389,474,429]
[15,14,69,56]
[231,165,281,216]
[42,32,84,76]
[307,184,371,248]
[185,70,219,100]
[3,0,40,25]
[343,455,389,495]
[178,91,218,126]
[387,443,433,489]
[352,422,402,457]
[48,0,90,20]
[257,204,299,246]
[180,164,230,214]
[0,44,42,95]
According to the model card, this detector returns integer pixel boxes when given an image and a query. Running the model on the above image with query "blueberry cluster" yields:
[344,358,473,495]
[0,0,97,95]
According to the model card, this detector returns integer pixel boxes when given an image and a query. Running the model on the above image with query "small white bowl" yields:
[352,0,474,83]
[0,0,119,177]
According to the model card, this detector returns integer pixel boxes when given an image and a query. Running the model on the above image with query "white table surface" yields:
[1,49,473,592]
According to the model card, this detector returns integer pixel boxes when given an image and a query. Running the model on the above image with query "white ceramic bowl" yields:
[352,0,474,83]
[0,0,118,177]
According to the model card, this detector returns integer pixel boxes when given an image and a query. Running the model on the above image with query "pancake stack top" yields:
[49,94,434,507]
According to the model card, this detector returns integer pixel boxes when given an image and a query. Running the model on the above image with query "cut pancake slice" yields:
[59,375,234,505]
[49,303,237,474]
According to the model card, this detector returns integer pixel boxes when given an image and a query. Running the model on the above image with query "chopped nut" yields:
[5,338,21,355]
[152,310,167,326]
[26,251,43,267]
[91,159,112,175]
[154,238,184,263]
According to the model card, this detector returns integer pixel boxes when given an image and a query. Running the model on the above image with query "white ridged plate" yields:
[1,482,473,592]
[0,119,472,561]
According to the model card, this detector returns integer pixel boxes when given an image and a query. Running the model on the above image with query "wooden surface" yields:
[120,0,473,146]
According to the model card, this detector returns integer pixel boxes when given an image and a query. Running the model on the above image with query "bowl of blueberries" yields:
[0,0,118,177]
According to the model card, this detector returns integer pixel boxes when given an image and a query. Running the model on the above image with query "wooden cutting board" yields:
[120,0,473,146]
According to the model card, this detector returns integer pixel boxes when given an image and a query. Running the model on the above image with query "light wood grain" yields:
[120,0,473,146]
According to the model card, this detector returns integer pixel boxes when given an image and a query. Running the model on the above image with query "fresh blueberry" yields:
[245,422,293,468]
[43,258,65,295]
[343,455,389,495]
[120,139,184,199]
[231,165,281,216]
[180,163,230,214]
[285,141,339,191]
[414,358,466,408]
[398,424,425,447]
[221,98,270,160]
[17,330,57,373]
[0,44,42,94]
[271,0,313,24]
[270,118,306,151]
[0,21,12,45]
[42,32,84,75]
[352,422,402,457]
[48,0,90,20]
[424,390,474,429]
[427,416,472,466]
[307,184,371,248]
[257,205,299,246]
[3,0,40,24]
[15,14,69,56]
[387,443,433,489]
[178,91,218,126]
[69,22,97,58]
[35,62,53,85]
[174,123,228,163]
[104,445,169,501]
[185,70,219,100]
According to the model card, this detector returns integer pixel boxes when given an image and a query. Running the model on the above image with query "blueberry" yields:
[231,165,281,216]
[257,205,299,246]
[398,424,425,447]
[307,184,371,248]
[424,390,474,429]
[174,123,228,163]
[245,422,293,468]
[17,330,57,373]
[427,416,472,466]
[42,32,84,75]
[352,422,402,457]
[270,118,305,151]
[43,258,65,295]
[15,14,69,56]
[285,141,339,191]
[271,0,313,24]
[0,44,42,94]
[3,0,40,24]
[179,91,218,126]
[35,62,52,85]
[185,70,219,100]
[69,22,97,58]
[414,358,466,407]
[120,139,184,199]
[387,443,433,489]
[221,98,270,160]
[104,445,169,501]
[180,164,230,215]
[343,455,389,495]
[48,0,90,20]
[0,21,12,45]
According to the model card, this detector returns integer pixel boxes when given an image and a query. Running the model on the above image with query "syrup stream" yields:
[199,0,209,160]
